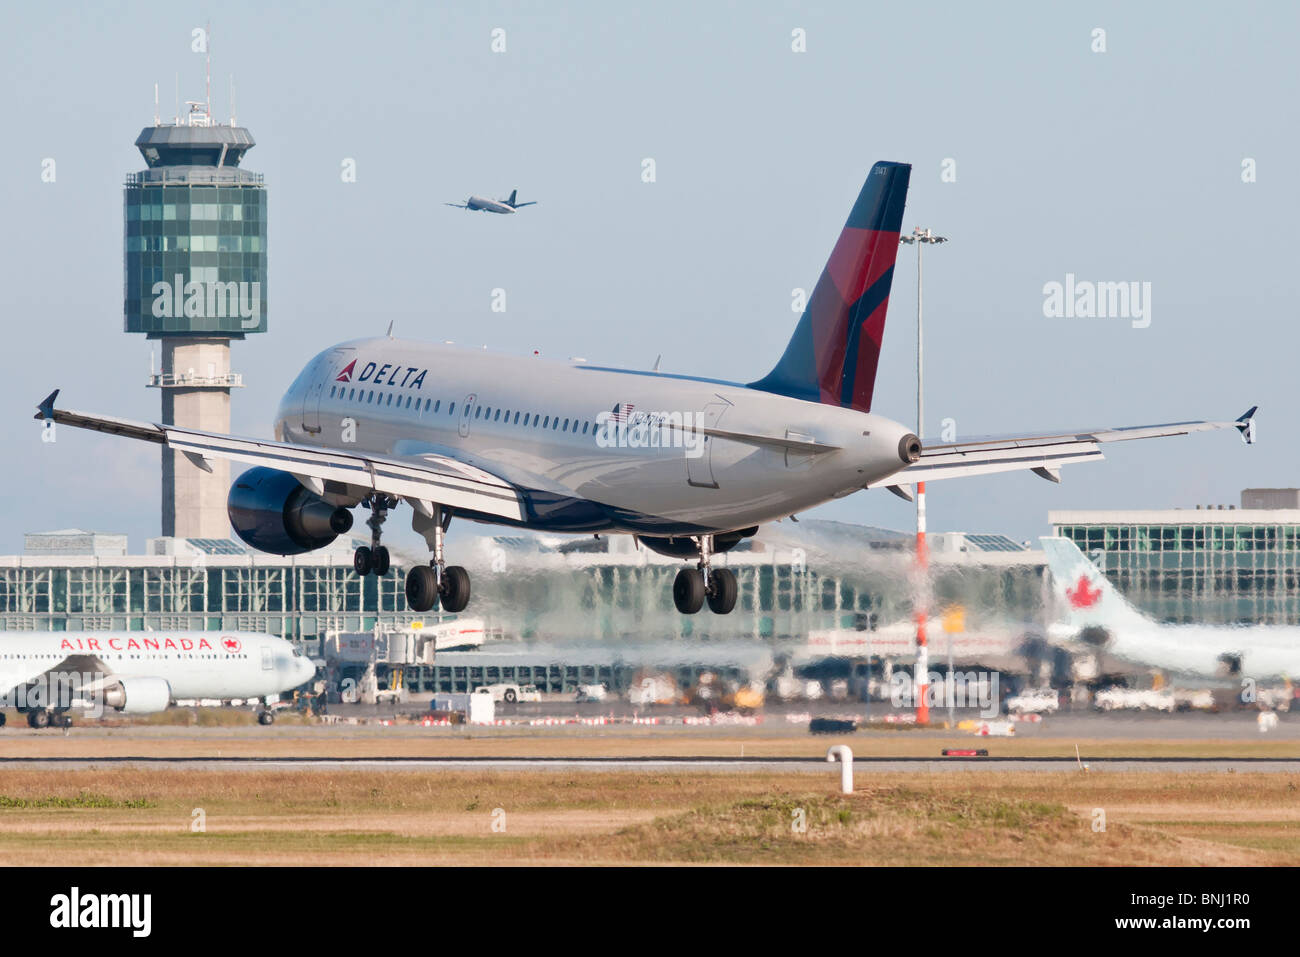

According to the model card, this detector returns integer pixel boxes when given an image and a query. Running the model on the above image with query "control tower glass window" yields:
[124,185,266,336]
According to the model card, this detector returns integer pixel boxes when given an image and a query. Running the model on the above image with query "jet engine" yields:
[228,467,354,556]
[1217,652,1243,677]
[1078,625,1112,648]
[638,526,759,558]
[101,677,172,714]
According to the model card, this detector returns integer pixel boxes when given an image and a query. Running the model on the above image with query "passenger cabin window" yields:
[449,402,456,415]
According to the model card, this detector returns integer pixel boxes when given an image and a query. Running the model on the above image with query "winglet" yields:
[35,389,59,421]
[1235,406,1258,445]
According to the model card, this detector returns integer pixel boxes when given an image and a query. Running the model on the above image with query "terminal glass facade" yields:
[1055,519,1300,625]
[0,548,1043,644]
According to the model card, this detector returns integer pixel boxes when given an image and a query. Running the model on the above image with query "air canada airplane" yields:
[37,162,1256,617]
[444,188,538,214]
[0,630,314,728]
[1042,537,1299,680]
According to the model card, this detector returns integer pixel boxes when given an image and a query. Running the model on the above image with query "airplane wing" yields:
[444,202,470,209]
[35,391,527,522]
[0,654,115,703]
[867,407,1256,494]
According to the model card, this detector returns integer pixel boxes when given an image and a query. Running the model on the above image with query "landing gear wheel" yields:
[372,545,390,576]
[439,566,471,613]
[55,712,72,729]
[353,546,373,576]
[707,568,738,615]
[503,688,517,704]
[0,712,6,727]
[673,568,706,615]
[28,709,50,730]
[258,710,275,726]
[405,565,440,612]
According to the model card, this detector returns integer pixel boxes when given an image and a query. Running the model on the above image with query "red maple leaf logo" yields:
[336,359,357,383]
[1066,575,1102,609]
[222,637,242,653]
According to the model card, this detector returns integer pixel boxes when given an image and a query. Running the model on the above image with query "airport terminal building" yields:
[0,523,1043,646]
[5,490,1297,655]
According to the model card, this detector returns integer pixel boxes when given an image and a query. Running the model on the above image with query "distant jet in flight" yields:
[445,189,537,214]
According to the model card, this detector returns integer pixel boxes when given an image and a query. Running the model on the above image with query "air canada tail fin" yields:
[748,161,911,413]
[1039,536,1149,632]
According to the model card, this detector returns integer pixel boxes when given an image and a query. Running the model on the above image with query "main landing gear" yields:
[672,534,737,616]
[405,505,471,613]
[25,709,72,729]
[353,495,396,576]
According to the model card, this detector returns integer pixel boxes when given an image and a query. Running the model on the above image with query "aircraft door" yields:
[302,347,355,435]
[458,393,477,438]
[686,400,730,489]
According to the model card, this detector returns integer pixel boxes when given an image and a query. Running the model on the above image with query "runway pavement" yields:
[2,755,1297,772]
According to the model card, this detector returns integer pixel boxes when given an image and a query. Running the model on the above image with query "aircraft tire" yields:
[258,710,275,726]
[372,545,391,576]
[353,546,373,576]
[707,568,738,615]
[440,566,471,613]
[29,709,50,730]
[673,568,705,615]
[405,565,440,612]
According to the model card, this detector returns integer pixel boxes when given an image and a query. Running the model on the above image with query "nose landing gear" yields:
[405,505,472,613]
[672,534,737,615]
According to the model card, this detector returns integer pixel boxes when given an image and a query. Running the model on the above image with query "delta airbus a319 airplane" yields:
[36,162,1256,617]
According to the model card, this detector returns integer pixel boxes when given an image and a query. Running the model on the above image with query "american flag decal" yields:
[611,402,636,425]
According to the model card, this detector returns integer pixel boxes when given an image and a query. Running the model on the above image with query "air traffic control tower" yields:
[124,96,266,539]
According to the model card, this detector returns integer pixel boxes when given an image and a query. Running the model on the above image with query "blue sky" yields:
[3,0,1296,552]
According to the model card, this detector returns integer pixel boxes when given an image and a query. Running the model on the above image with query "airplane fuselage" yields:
[277,338,917,535]
[1049,620,1300,681]
[466,196,515,213]
[0,631,314,703]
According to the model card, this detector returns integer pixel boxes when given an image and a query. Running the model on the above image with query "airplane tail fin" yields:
[508,189,518,206]
[748,161,911,413]
[1039,536,1148,632]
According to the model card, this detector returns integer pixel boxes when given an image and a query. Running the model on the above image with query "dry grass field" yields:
[0,767,1296,865]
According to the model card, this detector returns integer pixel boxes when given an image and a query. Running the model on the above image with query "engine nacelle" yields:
[1078,625,1112,648]
[102,677,172,714]
[228,467,354,556]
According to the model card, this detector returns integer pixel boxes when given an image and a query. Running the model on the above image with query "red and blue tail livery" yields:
[750,161,911,413]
